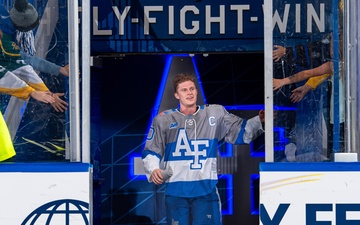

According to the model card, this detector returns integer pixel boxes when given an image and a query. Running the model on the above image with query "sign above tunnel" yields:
[90,0,334,54]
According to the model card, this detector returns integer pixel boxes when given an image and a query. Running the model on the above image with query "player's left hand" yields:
[151,169,164,185]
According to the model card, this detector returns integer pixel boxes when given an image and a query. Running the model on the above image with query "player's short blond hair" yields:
[173,73,196,93]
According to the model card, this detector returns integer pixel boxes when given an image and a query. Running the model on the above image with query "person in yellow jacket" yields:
[0,111,15,161]
[273,29,345,160]
[0,39,56,162]
[0,0,71,161]
[0,27,57,162]
[0,112,16,162]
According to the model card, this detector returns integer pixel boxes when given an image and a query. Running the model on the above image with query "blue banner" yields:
[90,0,333,53]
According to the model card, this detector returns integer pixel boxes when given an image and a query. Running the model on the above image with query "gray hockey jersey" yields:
[142,104,263,198]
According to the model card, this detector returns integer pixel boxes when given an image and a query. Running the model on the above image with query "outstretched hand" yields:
[30,90,55,103]
[273,78,286,90]
[59,64,69,77]
[290,84,312,103]
[50,93,68,112]
[273,45,286,62]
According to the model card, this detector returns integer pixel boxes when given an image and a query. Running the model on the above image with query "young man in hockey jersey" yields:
[142,73,265,225]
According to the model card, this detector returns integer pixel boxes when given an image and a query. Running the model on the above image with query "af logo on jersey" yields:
[172,129,209,169]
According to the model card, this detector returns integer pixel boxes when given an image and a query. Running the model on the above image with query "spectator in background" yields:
[272,44,298,161]
[0,28,67,112]
[0,56,55,162]
[273,30,345,160]
[5,0,69,112]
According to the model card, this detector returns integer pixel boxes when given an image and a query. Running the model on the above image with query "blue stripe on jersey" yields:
[234,118,247,145]
[142,149,162,160]
[166,179,218,197]
[164,138,218,161]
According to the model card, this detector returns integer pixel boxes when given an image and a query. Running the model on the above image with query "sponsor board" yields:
[0,163,91,224]
[260,163,360,225]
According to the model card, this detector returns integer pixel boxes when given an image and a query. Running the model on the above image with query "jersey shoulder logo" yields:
[169,122,178,129]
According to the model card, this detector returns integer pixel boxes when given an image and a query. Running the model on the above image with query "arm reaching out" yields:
[273,78,287,90]
[59,64,69,77]
[20,52,69,77]
[30,90,55,103]
[290,84,312,103]
[290,73,331,103]
[273,62,333,90]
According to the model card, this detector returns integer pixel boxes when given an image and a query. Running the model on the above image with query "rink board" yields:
[260,162,360,225]
[0,163,92,225]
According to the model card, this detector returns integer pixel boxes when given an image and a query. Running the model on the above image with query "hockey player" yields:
[142,73,265,225]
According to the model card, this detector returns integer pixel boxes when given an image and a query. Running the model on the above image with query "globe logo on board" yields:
[21,199,89,225]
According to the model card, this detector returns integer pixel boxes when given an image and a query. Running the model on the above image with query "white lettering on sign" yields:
[92,3,325,36]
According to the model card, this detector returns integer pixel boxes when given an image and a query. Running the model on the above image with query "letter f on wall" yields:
[260,203,290,225]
